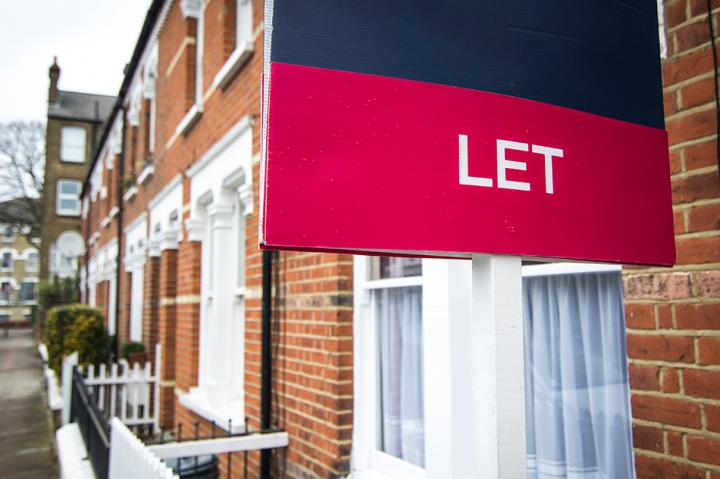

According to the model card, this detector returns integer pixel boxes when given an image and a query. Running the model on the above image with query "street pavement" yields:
[0,328,58,478]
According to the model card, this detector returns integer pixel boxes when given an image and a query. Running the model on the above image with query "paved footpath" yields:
[0,328,58,478]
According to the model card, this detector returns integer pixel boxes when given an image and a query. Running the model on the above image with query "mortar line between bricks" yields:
[666,101,716,122]
[671,164,720,180]
[673,197,720,210]
[623,298,720,305]
[665,6,720,35]
[623,262,720,273]
[634,448,720,473]
[675,230,720,241]
[632,417,720,440]
[665,71,716,93]
[629,357,720,371]
[669,133,718,150]
[664,34,719,62]
[627,328,720,337]
[632,386,720,403]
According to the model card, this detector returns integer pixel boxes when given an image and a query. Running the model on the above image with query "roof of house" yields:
[48,90,116,123]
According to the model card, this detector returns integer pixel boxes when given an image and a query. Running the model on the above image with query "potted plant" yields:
[122,174,137,191]
[121,341,146,365]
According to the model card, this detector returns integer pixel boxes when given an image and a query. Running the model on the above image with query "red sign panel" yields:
[260,63,674,266]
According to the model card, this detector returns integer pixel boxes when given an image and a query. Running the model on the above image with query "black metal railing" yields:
[71,367,111,479]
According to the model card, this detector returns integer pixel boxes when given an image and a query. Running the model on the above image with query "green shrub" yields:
[46,305,109,374]
[121,341,145,359]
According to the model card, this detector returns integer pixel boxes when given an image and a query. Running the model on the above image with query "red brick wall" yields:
[627,1,720,477]
[143,256,160,362]
[117,270,132,347]
[175,238,201,392]
[81,1,355,477]
[158,248,178,429]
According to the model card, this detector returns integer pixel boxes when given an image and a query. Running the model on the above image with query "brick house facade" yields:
[41,59,114,288]
[79,1,718,478]
[625,1,720,477]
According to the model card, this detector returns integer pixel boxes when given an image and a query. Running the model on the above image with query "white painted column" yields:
[472,254,526,478]
[206,203,235,402]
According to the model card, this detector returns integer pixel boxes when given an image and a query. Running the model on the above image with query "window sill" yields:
[109,206,119,219]
[123,186,138,202]
[57,211,81,217]
[179,388,246,434]
[137,164,155,186]
[101,215,111,229]
[212,44,254,91]
[175,103,202,138]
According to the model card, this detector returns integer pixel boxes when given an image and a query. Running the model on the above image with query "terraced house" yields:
[79,0,720,478]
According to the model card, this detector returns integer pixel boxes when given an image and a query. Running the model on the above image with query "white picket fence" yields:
[109,417,178,479]
[61,344,162,434]
[85,344,161,433]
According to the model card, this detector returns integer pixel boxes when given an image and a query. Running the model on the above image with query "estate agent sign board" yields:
[260,0,675,266]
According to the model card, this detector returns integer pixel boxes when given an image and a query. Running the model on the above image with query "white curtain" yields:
[523,272,634,479]
[377,286,425,467]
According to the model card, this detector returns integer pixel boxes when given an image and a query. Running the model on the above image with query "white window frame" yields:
[19,278,38,304]
[176,0,204,136]
[125,214,147,343]
[180,117,253,434]
[0,249,14,273]
[24,249,39,272]
[353,258,625,478]
[56,179,82,216]
[2,225,15,243]
[60,126,87,163]
[353,257,470,479]
[212,0,255,89]
[0,277,17,305]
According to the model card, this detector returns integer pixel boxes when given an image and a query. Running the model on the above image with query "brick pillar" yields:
[95,280,108,317]
[626,2,720,477]
[143,255,160,363]
[158,247,178,429]
[175,238,202,392]
[118,270,132,347]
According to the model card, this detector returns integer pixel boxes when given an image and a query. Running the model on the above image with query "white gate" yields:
[80,344,161,434]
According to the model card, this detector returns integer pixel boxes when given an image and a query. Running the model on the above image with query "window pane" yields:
[61,127,86,162]
[369,257,422,280]
[60,181,80,194]
[60,199,79,210]
[26,253,38,270]
[376,285,424,467]
[523,272,633,478]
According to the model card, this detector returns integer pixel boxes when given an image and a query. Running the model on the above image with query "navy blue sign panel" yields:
[268,0,664,129]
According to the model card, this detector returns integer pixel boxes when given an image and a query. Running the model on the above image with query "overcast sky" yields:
[0,1,152,123]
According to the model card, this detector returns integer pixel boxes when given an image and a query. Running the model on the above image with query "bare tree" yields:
[0,121,45,238]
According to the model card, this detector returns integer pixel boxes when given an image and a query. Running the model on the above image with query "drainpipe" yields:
[260,250,273,478]
[113,106,127,361]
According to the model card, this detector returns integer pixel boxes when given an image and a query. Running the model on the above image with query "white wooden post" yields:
[153,343,161,432]
[472,254,526,478]
[61,352,79,425]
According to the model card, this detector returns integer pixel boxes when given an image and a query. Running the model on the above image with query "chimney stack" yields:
[48,57,60,105]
